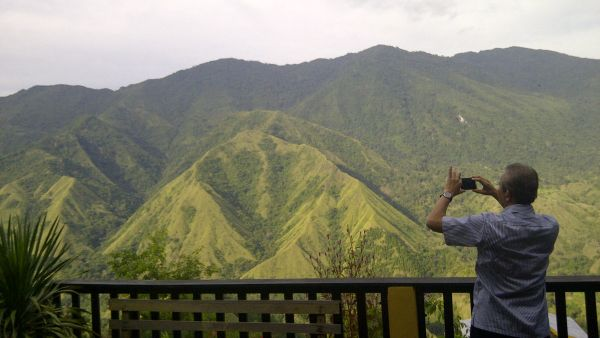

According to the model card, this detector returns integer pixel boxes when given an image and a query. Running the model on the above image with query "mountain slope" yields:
[105,128,434,277]
[1,45,599,278]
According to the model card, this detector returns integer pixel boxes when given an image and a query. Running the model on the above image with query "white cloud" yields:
[0,0,599,96]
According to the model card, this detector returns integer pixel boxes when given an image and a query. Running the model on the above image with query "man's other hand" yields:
[445,166,464,196]
[472,176,498,197]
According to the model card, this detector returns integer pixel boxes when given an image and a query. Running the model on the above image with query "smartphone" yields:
[461,177,477,190]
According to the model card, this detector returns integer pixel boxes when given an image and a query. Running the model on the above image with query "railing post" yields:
[332,291,343,338]
[172,293,181,338]
[585,291,598,338]
[284,291,295,338]
[129,293,140,338]
[110,293,119,338]
[216,292,225,338]
[308,292,318,338]
[469,291,474,312]
[555,291,568,338]
[71,293,82,338]
[415,288,426,338]
[357,292,368,338]
[238,292,248,338]
[193,292,203,338]
[262,292,272,338]
[91,292,101,337]
[443,292,454,338]
[149,293,160,338]
[380,288,390,338]
[53,293,61,310]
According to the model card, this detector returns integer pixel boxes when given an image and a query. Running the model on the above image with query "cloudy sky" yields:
[1,0,599,96]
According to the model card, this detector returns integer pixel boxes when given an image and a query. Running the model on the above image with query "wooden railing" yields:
[59,276,600,338]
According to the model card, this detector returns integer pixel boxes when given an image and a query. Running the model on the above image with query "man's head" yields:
[499,163,539,205]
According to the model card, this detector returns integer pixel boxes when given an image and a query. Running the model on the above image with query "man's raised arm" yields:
[426,166,463,232]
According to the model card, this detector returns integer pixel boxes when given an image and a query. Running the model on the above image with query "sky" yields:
[1,0,599,97]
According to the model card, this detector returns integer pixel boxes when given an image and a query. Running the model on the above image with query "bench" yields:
[108,297,343,337]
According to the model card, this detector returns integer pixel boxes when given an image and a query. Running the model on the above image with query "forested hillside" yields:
[1,45,599,278]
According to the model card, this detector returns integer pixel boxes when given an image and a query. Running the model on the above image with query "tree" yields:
[308,228,382,337]
[0,215,88,337]
[107,229,217,279]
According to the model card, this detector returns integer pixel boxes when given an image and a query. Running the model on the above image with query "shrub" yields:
[308,228,381,337]
[107,228,217,280]
[0,215,88,337]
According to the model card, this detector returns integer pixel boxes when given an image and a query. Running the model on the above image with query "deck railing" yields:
[59,276,600,338]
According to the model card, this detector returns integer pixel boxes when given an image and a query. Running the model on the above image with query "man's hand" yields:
[472,176,498,197]
[444,166,464,197]
[472,176,506,207]
[427,166,463,233]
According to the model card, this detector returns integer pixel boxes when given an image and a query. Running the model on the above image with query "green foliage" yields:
[107,229,217,279]
[0,215,88,337]
[423,295,467,338]
[309,228,382,338]
[308,228,376,279]
[1,46,600,286]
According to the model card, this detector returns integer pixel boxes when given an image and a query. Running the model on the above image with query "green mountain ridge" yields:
[1,45,599,278]
[105,127,435,278]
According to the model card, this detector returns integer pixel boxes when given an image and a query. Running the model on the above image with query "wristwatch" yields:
[440,191,453,201]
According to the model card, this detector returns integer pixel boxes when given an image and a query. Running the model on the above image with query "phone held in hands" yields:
[461,177,477,190]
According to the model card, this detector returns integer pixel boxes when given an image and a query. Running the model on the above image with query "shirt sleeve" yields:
[442,214,487,247]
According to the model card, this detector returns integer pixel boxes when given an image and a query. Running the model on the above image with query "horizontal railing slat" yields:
[109,299,341,314]
[110,320,342,334]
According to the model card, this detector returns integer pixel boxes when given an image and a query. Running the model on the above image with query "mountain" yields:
[103,118,436,278]
[1,45,599,278]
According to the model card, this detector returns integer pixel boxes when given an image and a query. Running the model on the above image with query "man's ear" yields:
[504,189,513,204]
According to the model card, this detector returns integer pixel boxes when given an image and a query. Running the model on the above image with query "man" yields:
[426,164,559,338]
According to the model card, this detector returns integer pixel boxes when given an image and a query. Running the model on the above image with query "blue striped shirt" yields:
[442,204,559,337]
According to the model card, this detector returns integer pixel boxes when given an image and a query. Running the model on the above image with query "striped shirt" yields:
[442,204,559,338]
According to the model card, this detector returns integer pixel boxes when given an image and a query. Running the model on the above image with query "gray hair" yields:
[500,163,539,204]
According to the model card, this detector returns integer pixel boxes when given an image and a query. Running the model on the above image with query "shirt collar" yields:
[502,204,535,215]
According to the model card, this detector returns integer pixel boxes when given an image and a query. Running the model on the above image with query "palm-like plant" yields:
[0,215,88,337]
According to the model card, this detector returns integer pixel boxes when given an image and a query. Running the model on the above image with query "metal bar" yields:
[172,293,181,338]
[381,288,390,338]
[284,292,295,338]
[415,289,426,338]
[555,291,568,338]
[193,292,203,338]
[261,292,272,338]
[150,293,160,338]
[91,292,101,337]
[357,292,368,338]
[216,292,225,338]
[238,293,249,338]
[443,292,454,338]
[71,293,82,338]
[585,291,598,338]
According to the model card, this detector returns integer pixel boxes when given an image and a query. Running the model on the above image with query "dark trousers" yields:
[470,325,550,338]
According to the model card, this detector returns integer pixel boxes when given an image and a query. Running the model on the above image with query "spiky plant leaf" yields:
[0,215,89,337]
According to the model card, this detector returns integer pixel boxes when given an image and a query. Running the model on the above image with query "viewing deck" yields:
[60,276,600,338]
